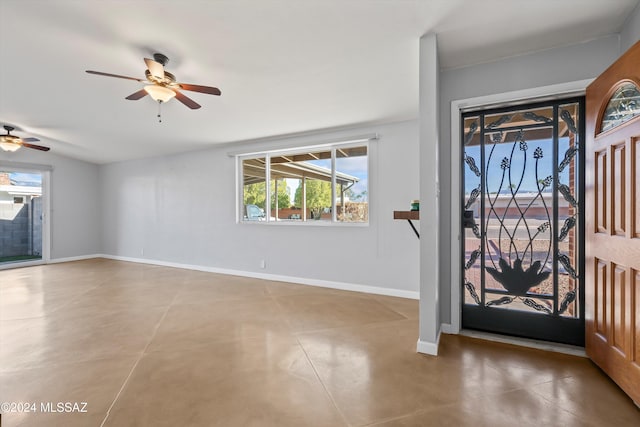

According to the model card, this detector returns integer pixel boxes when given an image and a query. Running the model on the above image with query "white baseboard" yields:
[416,331,441,356]
[98,254,419,300]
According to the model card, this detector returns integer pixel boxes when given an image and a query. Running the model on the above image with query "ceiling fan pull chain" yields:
[157,100,162,123]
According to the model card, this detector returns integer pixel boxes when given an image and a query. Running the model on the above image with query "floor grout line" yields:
[98,290,179,427]
[362,293,414,321]
[295,335,352,427]
[357,406,453,427]
[268,292,351,426]
[289,316,415,336]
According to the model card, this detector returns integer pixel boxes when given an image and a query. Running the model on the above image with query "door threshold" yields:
[0,259,45,270]
[460,329,586,357]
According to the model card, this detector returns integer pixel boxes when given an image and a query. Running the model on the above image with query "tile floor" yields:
[0,259,638,426]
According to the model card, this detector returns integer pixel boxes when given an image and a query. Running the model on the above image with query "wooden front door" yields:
[585,41,640,404]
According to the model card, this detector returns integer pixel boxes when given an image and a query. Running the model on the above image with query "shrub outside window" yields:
[239,142,368,224]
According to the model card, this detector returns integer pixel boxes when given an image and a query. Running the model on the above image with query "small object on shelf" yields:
[411,199,420,211]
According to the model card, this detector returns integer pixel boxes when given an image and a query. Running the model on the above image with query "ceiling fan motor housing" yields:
[1,126,20,143]
[153,53,169,66]
[145,70,177,86]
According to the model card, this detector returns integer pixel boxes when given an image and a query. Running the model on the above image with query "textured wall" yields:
[621,2,640,53]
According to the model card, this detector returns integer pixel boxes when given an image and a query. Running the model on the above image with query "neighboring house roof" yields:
[0,185,42,197]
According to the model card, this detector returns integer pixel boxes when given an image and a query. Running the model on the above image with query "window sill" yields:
[239,219,369,227]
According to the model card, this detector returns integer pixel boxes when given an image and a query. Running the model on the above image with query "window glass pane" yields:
[242,157,266,221]
[335,145,368,222]
[283,178,304,221]
[299,177,332,221]
[282,149,333,222]
[269,156,292,221]
[295,149,332,221]
[239,143,370,225]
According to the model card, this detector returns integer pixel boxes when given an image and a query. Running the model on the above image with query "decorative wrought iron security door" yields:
[461,98,585,346]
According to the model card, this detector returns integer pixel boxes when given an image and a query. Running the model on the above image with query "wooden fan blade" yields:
[174,90,201,109]
[22,142,50,151]
[125,89,149,100]
[178,83,221,96]
[86,70,145,82]
[144,58,165,80]
[21,137,40,142]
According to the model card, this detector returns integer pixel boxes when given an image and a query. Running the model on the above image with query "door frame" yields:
[0,160,51,270]
[447,79,593,334]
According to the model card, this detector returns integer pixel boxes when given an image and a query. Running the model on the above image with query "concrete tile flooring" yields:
[0,259,638,426]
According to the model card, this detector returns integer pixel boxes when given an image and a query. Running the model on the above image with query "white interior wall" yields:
[621,2,640,53]
[99,120,420,296]
[0,150,101,261]
[436,35,623,329]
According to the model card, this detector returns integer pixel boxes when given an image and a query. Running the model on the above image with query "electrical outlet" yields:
[260,259,266,269]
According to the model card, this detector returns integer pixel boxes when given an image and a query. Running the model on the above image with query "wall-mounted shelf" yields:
[393,210,419,238]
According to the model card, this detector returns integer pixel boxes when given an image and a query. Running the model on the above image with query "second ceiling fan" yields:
[0,126,50,152]
[86,53,221,110]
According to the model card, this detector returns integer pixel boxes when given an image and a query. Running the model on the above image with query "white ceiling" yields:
[1,0,637,164]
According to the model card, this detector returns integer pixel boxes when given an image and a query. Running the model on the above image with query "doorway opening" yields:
[460,97,585,346]
[0,168,47,267]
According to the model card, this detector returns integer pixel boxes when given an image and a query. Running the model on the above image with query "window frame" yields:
[236,140,371,226]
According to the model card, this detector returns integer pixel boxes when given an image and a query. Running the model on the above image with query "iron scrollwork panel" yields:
[556,103,581,316]
[462,101,583,318]
[462,116,482,305]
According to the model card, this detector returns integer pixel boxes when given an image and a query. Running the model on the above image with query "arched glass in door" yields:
[599,82,640,133]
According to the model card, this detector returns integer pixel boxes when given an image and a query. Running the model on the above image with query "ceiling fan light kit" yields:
[144,85,176,103]
[0,139,21,152]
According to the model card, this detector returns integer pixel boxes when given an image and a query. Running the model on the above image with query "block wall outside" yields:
[32,197,42,256]
[0,197,42,258]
